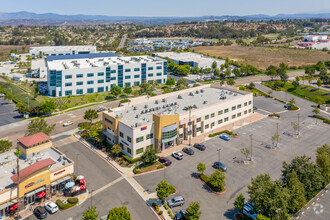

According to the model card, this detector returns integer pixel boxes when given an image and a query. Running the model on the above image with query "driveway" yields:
[0,98,22,126]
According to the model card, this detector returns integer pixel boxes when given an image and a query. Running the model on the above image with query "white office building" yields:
[30,46,97,57]
[47,53,168,97]
[154,52,225,69]
[103,84,253,159]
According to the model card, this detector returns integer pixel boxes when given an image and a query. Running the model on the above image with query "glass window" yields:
[249,109,252,113]
[156,72,162,76]
[244,102,247,106]
[65,82,72,87]
[196,117,201,122]
[179,133,183,138]
[119,132,124,138]
[98,72,104,76]
[224,117,229,122]
[127,136,132,143]
[211,113,215,118]
[65,90,72,96]
[232,114,236,119]
[134,75,140,78]
[244,110,247,115]
[148,67,153,70]
[134,68,140,72]
[76,74,83,78]
[125,76,131,79]
[179,124,183,129]
[196,127,201,132]
[211,122,215,127]
[97,87,104,92]
[65,75,72,79]
[87,81,94,85]
[98,79,104,83]
[136,148,143,154]
[125,69,131,72]
[76,81,83,86]
[162,128,177,140]
[87,73,94,77]
[205,124,209,129]
[146,133,153,139]
[218,110,223,115]
[76,89,83,94]
[148,73,153,77]
[224,108,229,113]
[249,101,252,105]
[156,66,162,69]
[127,148,132,154]
[232,106,236,111]
[205,115,209,120]
[87,88,94,93]
[238,112,242,117]
[218,119,223,124]
[237,104,242,109]
[110,70,116,73]
[110,77,116,80]
[136,136,144,143]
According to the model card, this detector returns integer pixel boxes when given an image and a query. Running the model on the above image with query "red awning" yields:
[80,185,86,190]
[10,203,17,210]
[80,179,86,184]
[37,191,46,198]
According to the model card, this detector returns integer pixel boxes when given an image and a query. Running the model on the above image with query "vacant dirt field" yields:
[194,45,330,70]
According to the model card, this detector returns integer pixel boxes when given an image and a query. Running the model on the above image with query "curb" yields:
[73,135,124,174]
[198,177,227,195]
[134,167,165,176]
[151,207,165,220]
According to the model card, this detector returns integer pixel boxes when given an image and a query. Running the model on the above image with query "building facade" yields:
[30,46,97,57]
[47,54,168,97]
[103,84,253,159]
[0,132,74,217]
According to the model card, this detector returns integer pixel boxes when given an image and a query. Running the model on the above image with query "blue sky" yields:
[1,0,330,17]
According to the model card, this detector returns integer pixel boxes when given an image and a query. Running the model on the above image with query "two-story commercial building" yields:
[30,46,97,57]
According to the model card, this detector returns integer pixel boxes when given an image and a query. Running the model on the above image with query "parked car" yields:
[172,152,183,160]
[97,107,106,112]
[167,196,185,208]
[174,210,187,220]
[219,134,230,141]
[253,106,258,110]
[243,202,257,219]
[44,202,58,214]
[182,147,194,155]
[213,161,227,172]
[159,157,172,166]
[284,104,291,109]
[63,121,73,127]
[193,143,206,151]
[34,206,48,219]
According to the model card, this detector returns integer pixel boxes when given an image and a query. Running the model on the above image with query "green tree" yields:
[212,61,217,70]
[209,169,226,192]
[317,78,322,89]
[175,78,189,91]
[312,107,320,124]
[110,85,122,96]
[316,144,330,182]
[111,144,122,157]
[197,162,206,174]
[192,66,200,75]
[234,194,245,212]
[84,109,99,123]
[107,206,131,220]
[40,100,56,114]
[139,82,154,95]
[266,69,278,81]
[0,139,12,153]
[255,214,270,220]
[227,78,235,86]
[185,201,201,220]
[282,155,327,199]
[26,118,55,136]
[166,78,175,86]
[292,80,299,89]
[141,146,157,165]
[155,180,175,202]
[240,148,250,160]
[232,68,241,77]
[286,170,306,214]
[82,206,99,220]
[288,98,295,106]
[214,68,220,76]
[123,86,132,95]
[4,93,13,102]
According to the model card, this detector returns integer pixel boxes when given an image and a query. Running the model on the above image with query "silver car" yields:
[44,202,58,214]
[167,196,184,208]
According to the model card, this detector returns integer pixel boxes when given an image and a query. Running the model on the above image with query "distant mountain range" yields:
[0,11,329,26]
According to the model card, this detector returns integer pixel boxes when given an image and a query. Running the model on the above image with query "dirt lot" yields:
[194,45,330,70]
[0,45,30,60]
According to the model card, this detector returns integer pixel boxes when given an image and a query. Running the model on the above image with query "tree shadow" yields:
[224,207,239,220]
[190,172,199,179]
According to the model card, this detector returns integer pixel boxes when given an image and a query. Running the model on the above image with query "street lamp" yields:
[76,153,80,176]
[90,189,94,207]
[250,134,253,161]
[297,113,300,136]
[217,148,221,162]
[26,97,29,111]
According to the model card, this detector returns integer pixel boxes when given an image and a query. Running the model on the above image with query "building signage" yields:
[54,169,66,176]
[141,126,147,131]
[25,178,45,188]
[105,118,113,124]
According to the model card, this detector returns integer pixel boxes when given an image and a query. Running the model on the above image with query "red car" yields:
[159,157,172,166]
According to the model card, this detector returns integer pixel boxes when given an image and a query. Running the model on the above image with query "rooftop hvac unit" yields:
[234,93,237,96]
[155,100,159,104]
[195,90,199,94]
[144,105,148,108]
[183,106,188,111]
[174,102,177,105]
[203,101,208,104]
[170,103,174,106]
[140,111,144,114]
[162,98,166,102]
[162,105,166,109]
[136,114,140,118]
[178,95,182,99]
[133,106,137,110]
[200,89,204,93]
[193,104,197,108]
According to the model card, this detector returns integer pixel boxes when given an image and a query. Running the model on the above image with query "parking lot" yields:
[134,97,330,220]
[0,98,22,126]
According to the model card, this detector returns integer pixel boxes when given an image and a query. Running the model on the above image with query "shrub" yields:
[133,166,142,174]
[157,164,165,169]
[122,155,142,164]
[314,115,330,124]
[274,97,286,103]
[168,209,174,219]
[288,105,299,110]
[159,210,163,215]
[208,130,237,137]
[164,203,169,210]
[56,199,77,210]
[199,174,210,183]
[199,174,224,192]
[120,98,130,103]
[67,197,79,204]
[268,113,280,118]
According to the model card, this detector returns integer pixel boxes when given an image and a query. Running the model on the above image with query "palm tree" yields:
[14,149,22,217]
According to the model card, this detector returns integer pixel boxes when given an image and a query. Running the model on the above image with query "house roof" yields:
[10,158,56,184]
[17,132,51,147]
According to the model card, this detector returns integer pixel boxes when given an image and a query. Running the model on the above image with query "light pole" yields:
[163,167,166,180]
[26,97,29,111]
[90,189,94,207]
[76,153,79,175]
[217,148,221,162]
[276,123,279,148]
[250,134,253,161]
[297,113,300,136]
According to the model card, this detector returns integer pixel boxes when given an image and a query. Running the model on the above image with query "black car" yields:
[182,147,194,155]
[213,161,227,172]
[34,206,48,219]
[174,210,187,220]
[97,107,106,112]
[193,143,206,151]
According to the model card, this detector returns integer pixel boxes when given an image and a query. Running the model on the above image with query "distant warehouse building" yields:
[154,52,225,69]
[102,84,253,159]
[30,45,97,57]
[46,53,168,97]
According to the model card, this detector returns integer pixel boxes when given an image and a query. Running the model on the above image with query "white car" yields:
[63,121,73,127]
[44,202,58,214]
[172,152,183,160]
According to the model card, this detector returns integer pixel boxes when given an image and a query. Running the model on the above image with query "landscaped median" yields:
[313,115,330,124]
[56,197,79,210]
[198,171,227,195]
[208,130,237,138]
[133,162,164,174]
[268,113,280,119]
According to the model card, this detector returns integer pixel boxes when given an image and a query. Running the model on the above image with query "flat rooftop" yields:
[111,87,243,127]
[154,52,225,65]
[47,55,165,70]
[0,147,71,190]
[30,45,96,52]
[31,58,46,70]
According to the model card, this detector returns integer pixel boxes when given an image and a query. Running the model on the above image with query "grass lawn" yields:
[134,161,163,174]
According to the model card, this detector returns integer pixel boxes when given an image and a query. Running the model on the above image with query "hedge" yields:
[157,164,165,169]
[122,155,142,164]
[56,198,78,210]
[268,113,280,118]
[168,209,174,219]
[274,97,286,104]
[313,115,330,124]
[133,166,142,174]
[199,174,223,192]
[209,130,237,138]
[164,203,169,210]
[67,197,79,204]
[288,105,299,110]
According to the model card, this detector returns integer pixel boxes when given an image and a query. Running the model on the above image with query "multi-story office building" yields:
[102,84,253,159]
[30,46,97,57]
[46,53,168,97]
[0,132,74,217]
